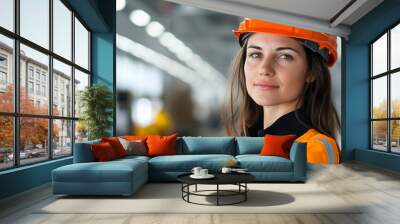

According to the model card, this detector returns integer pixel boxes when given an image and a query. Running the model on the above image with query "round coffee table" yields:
[177,172,255,206]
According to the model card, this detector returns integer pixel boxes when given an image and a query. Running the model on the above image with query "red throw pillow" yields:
[101,137,127,158]
[91,142,117,161]
[260,134,297,159]
[146,134,177,157]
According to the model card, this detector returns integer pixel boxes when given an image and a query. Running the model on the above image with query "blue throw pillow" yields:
[236,137,264,155]
[180,137,235,155]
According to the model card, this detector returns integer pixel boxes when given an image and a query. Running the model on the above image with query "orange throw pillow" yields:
[260,134,297,159]
[91,142,117,161]
[146,134,177,157]
[123,135,148,141]
[101,137,127,158]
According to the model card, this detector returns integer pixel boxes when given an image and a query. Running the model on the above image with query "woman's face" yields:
[244,33,309,107]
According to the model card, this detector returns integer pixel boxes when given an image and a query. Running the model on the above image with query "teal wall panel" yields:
[355,149,400,172]
[0,0,116,200]
[92,33,114,87]
[342,44,369,160]
[91,32,116,136]
[65,0,110,32]
[344,0,400,171]
[0,158,72,199]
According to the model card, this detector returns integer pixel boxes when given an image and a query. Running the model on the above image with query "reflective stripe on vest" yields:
[315,138,334,163]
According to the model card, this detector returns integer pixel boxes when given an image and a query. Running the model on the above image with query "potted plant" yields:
[79,84,113,140]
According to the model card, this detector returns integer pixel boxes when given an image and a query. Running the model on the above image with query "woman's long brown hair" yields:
[222,39,340,139]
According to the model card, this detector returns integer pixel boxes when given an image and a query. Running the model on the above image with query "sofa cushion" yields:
[118,138,147,156]
[178,137,235,155]
[260,134,297,159]
[52,159,147,183]
[148,154,235,172]
[101,137,127,158]
[236,155,293,172]
[115,155,150,163]
[73,139,100,163]
[236,137,263,155]
[91,142,118,161]
[147,134,177,157]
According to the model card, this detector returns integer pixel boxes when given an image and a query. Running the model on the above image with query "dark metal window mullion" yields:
[71,11,76,156]
[48,0,53,160]
[13,0,20,167]
[370,45,373,149]
[387,30,391,152]
[113,29,116,136]
[88,30,91,74]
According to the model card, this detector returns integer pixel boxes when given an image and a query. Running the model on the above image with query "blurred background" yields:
[116,0,241,136]
[115,0,341,137]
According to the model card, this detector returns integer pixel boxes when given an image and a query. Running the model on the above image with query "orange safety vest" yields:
[296,129,340,164]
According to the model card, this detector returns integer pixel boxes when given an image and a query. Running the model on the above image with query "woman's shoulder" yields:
[296,128,335,141]
[295,128,340,164]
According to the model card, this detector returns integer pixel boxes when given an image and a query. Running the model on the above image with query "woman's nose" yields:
[258,56,275,76]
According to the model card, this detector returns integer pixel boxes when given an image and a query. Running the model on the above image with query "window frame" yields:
[0,0,92,171]
[370,20,400,154]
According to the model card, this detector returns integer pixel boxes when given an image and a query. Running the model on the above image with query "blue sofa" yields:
[52,137,307,196]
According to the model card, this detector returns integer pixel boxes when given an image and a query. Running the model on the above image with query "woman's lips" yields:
[254,82,279,90]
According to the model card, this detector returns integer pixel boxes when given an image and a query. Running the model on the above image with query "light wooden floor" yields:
[1,162,400,224]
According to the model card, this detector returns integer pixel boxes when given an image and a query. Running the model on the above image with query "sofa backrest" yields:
[235,137,264,155]
[74,136,300,161]
[177,137,236,155]
[73,139,100,163]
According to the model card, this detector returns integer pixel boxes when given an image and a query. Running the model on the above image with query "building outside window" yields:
[41,73,46,83]
[35,83,40,95]
[28,81,34,94]
[54,89,58,103]
[0,71,6,84]
[28,66,34,79]
[35,70,40,81]
[41,85,46,97]
[0,54,7,67]
[0,54,7,88]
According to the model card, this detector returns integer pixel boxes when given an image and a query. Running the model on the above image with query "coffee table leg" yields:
[217,184,219,206]
[188,184,190,202]
[195,184,197,192]
[245,183,247,201]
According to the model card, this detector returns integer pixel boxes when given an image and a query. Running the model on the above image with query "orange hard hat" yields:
[233,18,337,67]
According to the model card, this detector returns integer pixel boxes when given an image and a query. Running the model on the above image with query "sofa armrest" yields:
[289,142,307,181]
[73,140,100,163]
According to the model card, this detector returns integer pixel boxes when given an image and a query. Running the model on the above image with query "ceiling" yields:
[117,0,384,82]
[165,0,384,38]
[117,0,241,77]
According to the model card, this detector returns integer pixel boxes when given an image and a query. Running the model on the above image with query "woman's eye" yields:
[278,54,293,61]
[248,52,261,59]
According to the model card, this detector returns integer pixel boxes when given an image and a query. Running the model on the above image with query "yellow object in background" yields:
[134,110,172,135]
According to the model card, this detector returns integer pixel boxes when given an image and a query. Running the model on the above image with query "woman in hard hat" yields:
[223,18,340,164]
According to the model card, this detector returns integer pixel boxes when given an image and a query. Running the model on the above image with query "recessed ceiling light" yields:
[130,9,151,27]
[116,0,126,11]
[146,21,165,37]
[159,32,175,47]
